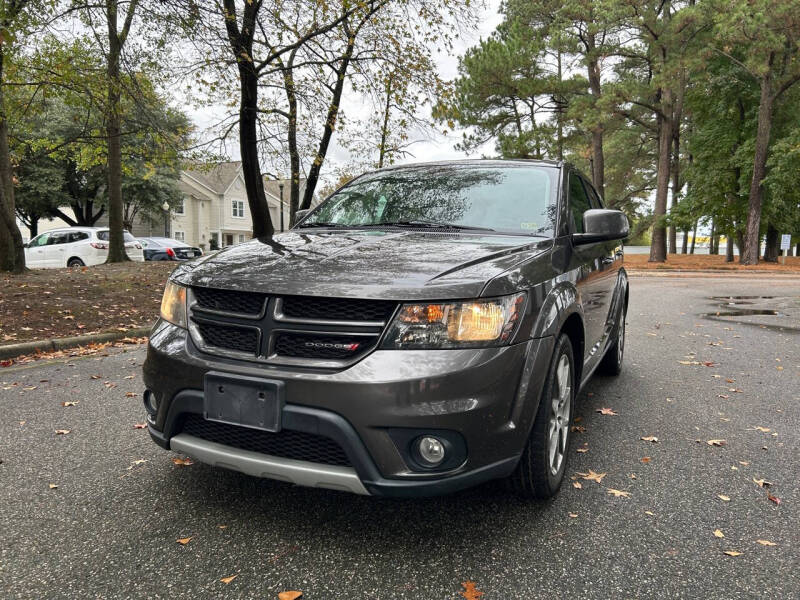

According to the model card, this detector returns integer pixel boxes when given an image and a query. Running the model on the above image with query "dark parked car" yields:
[139,237,203,261]
[143,159,629,499]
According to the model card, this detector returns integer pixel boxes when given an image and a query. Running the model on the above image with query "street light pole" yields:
[162,201,170,237]
[279,183,285,232]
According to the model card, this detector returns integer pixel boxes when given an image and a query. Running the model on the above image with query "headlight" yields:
[381,292,526,349]
[160,281,187,328]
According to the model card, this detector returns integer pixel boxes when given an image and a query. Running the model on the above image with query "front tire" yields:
[67,258,85,268]
[507,334,575,499]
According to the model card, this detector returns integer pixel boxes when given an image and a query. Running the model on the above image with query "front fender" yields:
[530,280,583,339]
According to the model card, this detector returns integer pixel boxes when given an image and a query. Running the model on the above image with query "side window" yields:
[582,178,603,209]
[68,232,88,243]
[48,232,68,245]
[568,173,592,234]
[30,233,50,247]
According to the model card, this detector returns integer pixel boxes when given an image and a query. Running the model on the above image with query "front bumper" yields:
[143,320,554,497]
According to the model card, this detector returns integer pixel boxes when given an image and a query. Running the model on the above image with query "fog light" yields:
[417,436,445,466]
[143,389,159,417]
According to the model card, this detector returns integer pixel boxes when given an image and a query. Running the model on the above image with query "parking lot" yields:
[1,275,798,599]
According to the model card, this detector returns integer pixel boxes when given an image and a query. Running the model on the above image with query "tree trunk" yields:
[690,221,697,254]
[238,65,274,238]
[223,0,274,239]
[649,107,672,262]
[587,50,604,198]
[725,234,734,262]
[763,224,779,262]
[377,75,393,169]
[796,241,800,257]
[282,54,301,226]
[300,27,356,211]
[681,228,689,254]
[105,1,131,262]
[0,43,25,273]
[708,219,716,254]
[28,218,38,238]
[741,73,774,265]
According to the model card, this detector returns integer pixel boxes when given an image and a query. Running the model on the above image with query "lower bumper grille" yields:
[180,414,351,467]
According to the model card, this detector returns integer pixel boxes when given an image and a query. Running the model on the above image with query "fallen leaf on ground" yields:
[172,457,194,466]
[220,575,237,585]
[568,512,578,518]
[576,447,588,453]
[460,581,484,600]
[713,529,724,538]
[133,423,147,429]
[572,481,582,489]
[0,359,12,367]
[596,407,617,415]
[641,436,659,443]
[718,494,731,502]
[124,375,135,379]
[218,525,227,529]
[641,457,651,463]
[717,394,730,399]
[706,439,727,446]
[90,375,101,379]
[278,592,303,600]
[723,550,742,557]
[571,425,587,433]
[61,401,78,407]
[577,470,606,483]
[177,537,193,545]
[739,461,749,466]
[756,540,777,546]
[748,426,770,433]
[702,361,716,367]
[54,429,71,435]
[125,392,137,398]
[607,488,630,498]
[752,478,772,488]
[644,511,654,516]
[49,483,58,489]
[767,493,781,505]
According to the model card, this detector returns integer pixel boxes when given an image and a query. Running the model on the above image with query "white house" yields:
[20,161,300,249]
[165,161,298,250]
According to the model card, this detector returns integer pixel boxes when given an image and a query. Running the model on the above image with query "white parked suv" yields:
[24,227,144,268]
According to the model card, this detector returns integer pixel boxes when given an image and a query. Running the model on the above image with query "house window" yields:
[175,198,185,215]
[174,231,185,242]
[232,199,245,218]
[238,234,246,244]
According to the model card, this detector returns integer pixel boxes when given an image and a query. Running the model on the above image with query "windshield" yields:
[301,164,557,235]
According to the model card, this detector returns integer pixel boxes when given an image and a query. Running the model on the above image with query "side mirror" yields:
[573,209,629,244]
[293,208,310,224]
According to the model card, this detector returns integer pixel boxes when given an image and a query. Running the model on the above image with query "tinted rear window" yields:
[97,230,135,242]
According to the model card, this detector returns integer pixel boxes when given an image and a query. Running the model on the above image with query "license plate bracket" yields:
[203,372,284,432]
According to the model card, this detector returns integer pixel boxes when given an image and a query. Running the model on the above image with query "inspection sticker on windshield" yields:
[520,222,539,230]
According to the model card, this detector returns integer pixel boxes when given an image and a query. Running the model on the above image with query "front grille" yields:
[274,332,370,359]
[193,287,266,315]
[196,321,258,354]
[181,414,351,466]
[281,295,396,322]
[190,290,395,365]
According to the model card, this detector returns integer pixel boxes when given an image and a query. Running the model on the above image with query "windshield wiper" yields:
[295,221,351,228]
[369,220,495,232]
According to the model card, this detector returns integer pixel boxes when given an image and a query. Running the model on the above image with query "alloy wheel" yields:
[547,354,572,476]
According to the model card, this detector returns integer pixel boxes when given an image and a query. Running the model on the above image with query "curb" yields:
[0,326,152,360]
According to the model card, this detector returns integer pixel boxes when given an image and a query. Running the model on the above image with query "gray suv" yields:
[143,159,629,498]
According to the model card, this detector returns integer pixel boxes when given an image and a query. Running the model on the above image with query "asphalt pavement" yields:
[1,275,798,599]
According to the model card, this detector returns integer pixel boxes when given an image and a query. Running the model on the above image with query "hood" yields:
[172,230,550,300]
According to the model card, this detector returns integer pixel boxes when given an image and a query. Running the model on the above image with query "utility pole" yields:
[279,183,285,232]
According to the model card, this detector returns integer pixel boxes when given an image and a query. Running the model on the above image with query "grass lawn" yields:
[1,262,175,344]
[2,253,798,345]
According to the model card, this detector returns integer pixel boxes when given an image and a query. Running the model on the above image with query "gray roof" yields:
[183,161,242,194]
